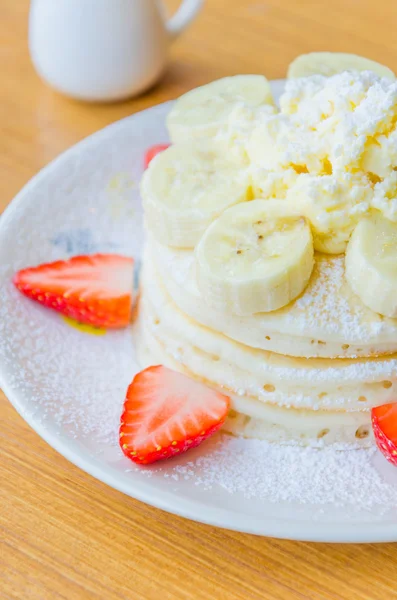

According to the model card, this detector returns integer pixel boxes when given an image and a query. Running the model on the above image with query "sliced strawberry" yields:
[144,144,170,169]
[120,365,230,465]
[14,254,134,329]
[372,403,397,466]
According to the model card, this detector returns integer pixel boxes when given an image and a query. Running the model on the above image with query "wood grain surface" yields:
[2,1,397,598]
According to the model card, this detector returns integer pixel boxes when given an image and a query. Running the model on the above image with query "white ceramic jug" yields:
[29,0,203,102]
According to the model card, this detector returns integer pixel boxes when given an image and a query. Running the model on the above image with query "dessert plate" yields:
[2,79,397,543]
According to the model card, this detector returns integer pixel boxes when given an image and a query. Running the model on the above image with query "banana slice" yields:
[345,214,397,317]
[288,52,395,80]
[141,142,250,248]
[195,199,314,315]
[166,75,274,143]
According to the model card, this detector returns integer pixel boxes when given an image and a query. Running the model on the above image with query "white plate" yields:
[2,80,397,543]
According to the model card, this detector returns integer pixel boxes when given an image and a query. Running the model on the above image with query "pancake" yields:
[136,299,372,448]
[139,256,397,414]
[148,236,397,359]
[135,72,397,449]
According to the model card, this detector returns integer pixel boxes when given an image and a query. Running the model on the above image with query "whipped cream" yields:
[218,71,397,252]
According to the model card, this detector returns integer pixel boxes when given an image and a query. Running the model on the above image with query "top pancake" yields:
[149,237,397,359]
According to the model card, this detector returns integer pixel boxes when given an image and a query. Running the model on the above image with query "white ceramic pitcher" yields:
[29,0,203,102]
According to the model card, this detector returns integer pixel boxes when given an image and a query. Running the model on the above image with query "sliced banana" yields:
[195,199,314,315]
[166,75,274,143]
[141,142,250,248]
[287,52,395,80]
[345,214,397,317]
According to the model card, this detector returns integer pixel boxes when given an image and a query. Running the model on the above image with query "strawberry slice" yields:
[120,365,230,464]
[372,403,397,466]
[144,144,170,169]
[14,254,134,329]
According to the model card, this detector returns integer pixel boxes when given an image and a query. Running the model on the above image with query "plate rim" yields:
[2,84,397,543]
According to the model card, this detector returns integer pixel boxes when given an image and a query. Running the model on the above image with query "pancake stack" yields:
[136,55,397,447]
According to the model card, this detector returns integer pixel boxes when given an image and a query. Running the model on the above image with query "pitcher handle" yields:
[166,0,204,39]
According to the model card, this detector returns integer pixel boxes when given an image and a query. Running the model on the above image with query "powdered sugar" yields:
[130,435,397,516]
[288,255,385,338]
[0,105,157,446]
[284,252,394,340]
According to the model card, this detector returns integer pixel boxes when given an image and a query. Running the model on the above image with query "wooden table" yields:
[2,1,397,598]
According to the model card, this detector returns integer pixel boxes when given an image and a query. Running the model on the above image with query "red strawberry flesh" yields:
[372,402,397,466]
[144,144,170,169]
[14,253,134,329]
[120,365,230,465]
